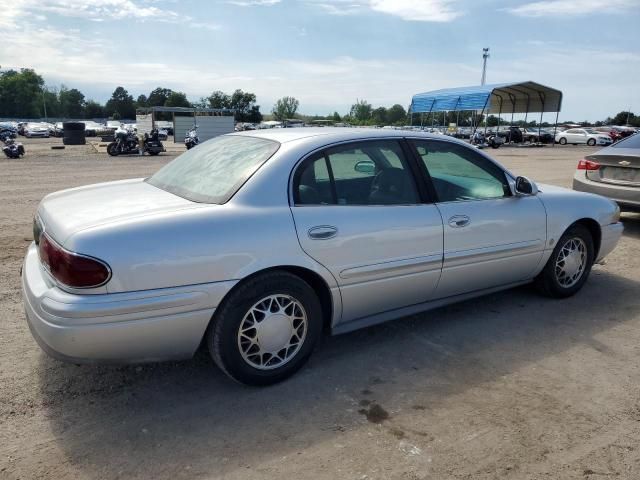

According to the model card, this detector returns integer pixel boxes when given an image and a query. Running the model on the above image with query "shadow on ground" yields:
[37,266,640,479]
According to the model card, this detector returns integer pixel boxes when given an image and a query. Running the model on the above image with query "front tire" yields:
[207,271,323,386]
[106,142,119,156]
[559,137,567,145]
[587,138,596,146]
[535,224,594,298]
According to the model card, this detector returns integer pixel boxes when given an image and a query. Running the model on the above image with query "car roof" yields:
[229,127,451,144]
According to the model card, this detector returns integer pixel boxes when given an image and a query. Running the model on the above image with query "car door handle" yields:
[308,225,338,240]
[448,215,470,228]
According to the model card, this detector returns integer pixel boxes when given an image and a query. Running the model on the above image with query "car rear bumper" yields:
[21,243,237,364]
[573,173,640,211]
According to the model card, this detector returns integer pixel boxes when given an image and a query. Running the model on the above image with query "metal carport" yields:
[410,81,563,140]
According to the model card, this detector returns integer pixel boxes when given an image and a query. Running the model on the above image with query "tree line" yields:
[1,68,638,128]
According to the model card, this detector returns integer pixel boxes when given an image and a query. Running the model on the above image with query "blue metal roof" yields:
[411,81,562,114]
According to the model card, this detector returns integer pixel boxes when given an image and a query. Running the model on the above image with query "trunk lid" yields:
[37,178,202,246]
[585,148,640,187]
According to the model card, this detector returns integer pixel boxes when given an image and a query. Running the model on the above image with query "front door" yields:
[409,139,547,298]
[290,139,443,325]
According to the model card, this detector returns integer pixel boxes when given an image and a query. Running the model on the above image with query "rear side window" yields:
[612,134,640,148]
[294,140,419,206]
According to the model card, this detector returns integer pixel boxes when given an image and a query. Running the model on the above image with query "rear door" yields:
[409,139,547,298]
[290,139,443,325]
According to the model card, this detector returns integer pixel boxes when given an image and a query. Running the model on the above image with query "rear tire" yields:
[207,271,323,386]
[587,138,596,146]
[559,137,567,145]
[535,224,594,298]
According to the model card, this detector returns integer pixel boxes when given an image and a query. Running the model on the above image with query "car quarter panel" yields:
[64,201,339,295]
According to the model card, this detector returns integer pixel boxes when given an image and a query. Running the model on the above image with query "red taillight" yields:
[38,234,111,288]
[577,159,600,171]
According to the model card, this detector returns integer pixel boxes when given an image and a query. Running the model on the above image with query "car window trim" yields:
[405,137,513,204]
[291,138,431,207]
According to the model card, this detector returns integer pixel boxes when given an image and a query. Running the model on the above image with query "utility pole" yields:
[481,48,490,85]
[41,88,48,122]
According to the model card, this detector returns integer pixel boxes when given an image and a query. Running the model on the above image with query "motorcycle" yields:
[184,125,199,150]
[107,128,165,156]
[1,132,25,159]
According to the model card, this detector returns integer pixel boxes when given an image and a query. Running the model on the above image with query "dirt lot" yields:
[1,138,639,480]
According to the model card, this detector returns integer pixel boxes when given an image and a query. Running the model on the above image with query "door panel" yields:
[409,138,547,299]
[291,205,443,322]
[435,196,546,298]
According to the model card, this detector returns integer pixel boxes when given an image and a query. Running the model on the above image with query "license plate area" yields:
[600,166,640,185]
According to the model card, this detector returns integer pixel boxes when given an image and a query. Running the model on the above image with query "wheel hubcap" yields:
[237,294,307,370]
[555,237,587,288]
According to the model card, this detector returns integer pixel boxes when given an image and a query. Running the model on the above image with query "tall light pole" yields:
[481,48,490,85]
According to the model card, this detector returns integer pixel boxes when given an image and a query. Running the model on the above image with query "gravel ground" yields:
[1,139,639,480]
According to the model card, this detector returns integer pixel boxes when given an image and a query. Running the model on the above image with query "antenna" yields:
[481,48,490,85]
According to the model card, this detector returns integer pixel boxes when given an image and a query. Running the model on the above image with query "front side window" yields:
[412,140,510,202]
[294,140,419,206]
[147,135,279,204]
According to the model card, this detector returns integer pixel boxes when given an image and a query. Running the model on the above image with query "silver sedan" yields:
[22,129,623,385]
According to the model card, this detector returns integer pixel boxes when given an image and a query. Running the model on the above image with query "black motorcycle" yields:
[184,125,199,150]
[107,128,165,156]
[1,132,25,159]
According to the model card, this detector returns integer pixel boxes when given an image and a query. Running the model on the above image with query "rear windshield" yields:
[612,134,640,148]
[147,135,280,203]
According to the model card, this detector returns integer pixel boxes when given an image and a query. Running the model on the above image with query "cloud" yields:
[508,0,637,17]
[1,0,220,29]
[226,0,281,5]
[306,0,463,21]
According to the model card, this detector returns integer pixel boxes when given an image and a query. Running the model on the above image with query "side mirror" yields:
[515,176,538,195]
[354,160,375,174]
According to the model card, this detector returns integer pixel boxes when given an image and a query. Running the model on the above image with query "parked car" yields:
[23,123,50,138]
[593,126,623,142]
[23,129,622,385]
[53,122,65,137]
[573,132,640,211]
[156,128,168,140]
[106,120,122,131]
[82,121,106,137]
[556,128,613,146]
[522,128,554,144]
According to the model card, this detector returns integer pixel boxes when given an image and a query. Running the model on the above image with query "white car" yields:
[556,128,613,146]
[23,123,50,138]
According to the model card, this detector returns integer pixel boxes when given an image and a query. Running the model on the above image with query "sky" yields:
[0,0,639,121]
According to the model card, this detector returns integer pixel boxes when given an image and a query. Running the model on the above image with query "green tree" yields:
[387,104,407,125]
[207,90,231,109]
[136,94,148,108]
[165,91,191,108]
[105,86,135,119]
[350,99,372,123]
[0,68,45,117]
[611,111,636,126]
[371,107,387,125]
[230,89,259,121]
[84,100,105,118]
[272,96,299,121]
[147,87,173,107]
[332,111,341,122]
[42,87,61,118]
[245,105,263,123]
[59,86,85,118]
